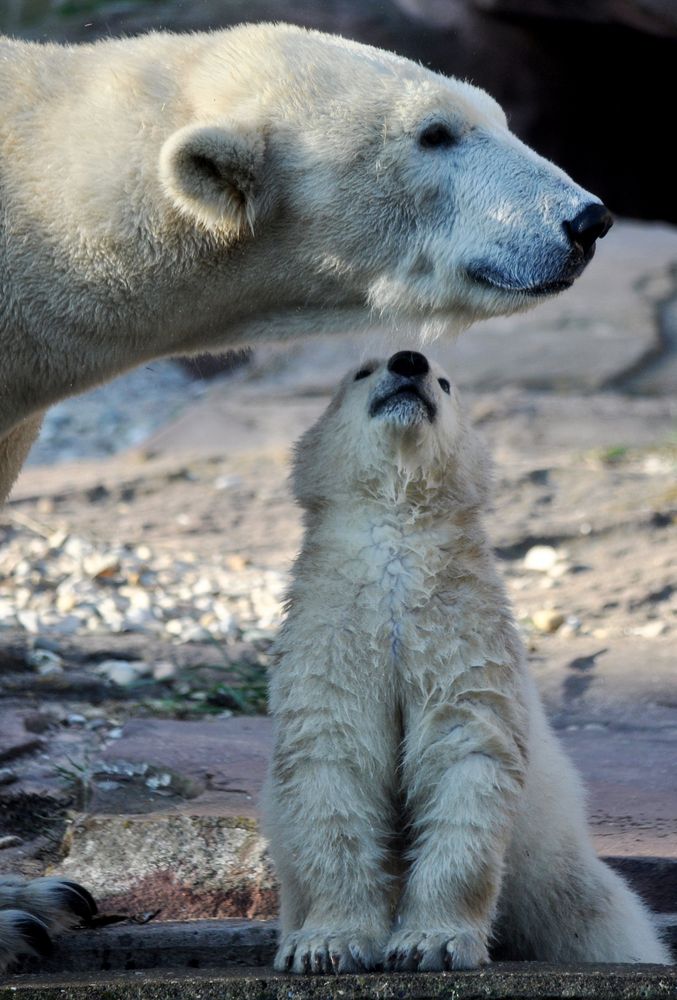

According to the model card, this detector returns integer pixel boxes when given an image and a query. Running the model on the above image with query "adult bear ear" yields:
[159,123,265,233]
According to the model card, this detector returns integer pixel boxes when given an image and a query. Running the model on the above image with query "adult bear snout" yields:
[563,204,614,256]
[387,351,430,378]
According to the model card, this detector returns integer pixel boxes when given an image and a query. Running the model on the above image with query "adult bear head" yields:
[159,23,612,344]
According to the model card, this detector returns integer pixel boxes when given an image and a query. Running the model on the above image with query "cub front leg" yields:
[388,690,527,971]
[263,647,396,974]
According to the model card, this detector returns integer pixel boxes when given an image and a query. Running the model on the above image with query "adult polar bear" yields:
[0,22,611,505]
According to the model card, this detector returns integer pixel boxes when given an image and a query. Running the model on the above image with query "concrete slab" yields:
[3,963,677,1000]
[10,917,677,977]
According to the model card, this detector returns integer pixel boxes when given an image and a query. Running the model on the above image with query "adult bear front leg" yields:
[387,685,527,972]
[0,413,44,504]
[263,646,397,975]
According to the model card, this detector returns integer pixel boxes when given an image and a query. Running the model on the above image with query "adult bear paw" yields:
[275,928,385,974]
[385,927,489,972]
[0,877,97,972]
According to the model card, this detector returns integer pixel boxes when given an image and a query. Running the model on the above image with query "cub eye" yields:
[354,368,373,381]
[438,378,451,394]
[418,123,455,150]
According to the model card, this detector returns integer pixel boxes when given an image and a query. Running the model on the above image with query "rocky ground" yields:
[0,220,676,932]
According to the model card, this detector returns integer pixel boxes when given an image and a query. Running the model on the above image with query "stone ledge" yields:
[11,917,676,978]
[3,963,677,1000]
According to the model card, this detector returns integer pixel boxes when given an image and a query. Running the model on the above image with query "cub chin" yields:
[262,350,671,975]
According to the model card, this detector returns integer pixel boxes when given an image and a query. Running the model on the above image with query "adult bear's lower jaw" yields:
[465,253,591,302]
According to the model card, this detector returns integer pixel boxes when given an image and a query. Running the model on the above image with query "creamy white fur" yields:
[262,358,671,974]
[1,23,599,501]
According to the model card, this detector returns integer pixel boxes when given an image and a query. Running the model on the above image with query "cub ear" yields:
[159,123,264,233]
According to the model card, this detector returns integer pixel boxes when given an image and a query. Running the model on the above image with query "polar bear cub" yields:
[263,351,671,974]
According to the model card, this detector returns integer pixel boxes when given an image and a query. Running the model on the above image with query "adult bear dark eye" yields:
[418,123,455,149]
[438,378,451,394]
[354,368,373,381]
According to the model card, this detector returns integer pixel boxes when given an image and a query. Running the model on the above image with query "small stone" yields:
[180,625,212,643]
[96,659,139,686]
[16,610,39,633]
[633,621,667,638]
[87,718,108,731]
[0,768,17,786]
[26,648,64,673]
[0,835,22,850]
[523,545,559,572]
[49,614,83,636]
[152,661,177,682]
[83,553,121,579]
[66,714,87,726]
[214,474,242,491]
[48,529,68,549]
[63,536,89,560]
[225,554,247,572]
[94,780,121,793]
[56,591,76,613]
[36,497,55,515]
[548,561,572,579]
[532,609,565,633]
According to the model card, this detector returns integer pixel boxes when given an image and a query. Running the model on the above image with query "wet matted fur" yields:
[263,354,670,974]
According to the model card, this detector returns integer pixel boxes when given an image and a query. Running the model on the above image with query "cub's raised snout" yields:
[368,351,438,426]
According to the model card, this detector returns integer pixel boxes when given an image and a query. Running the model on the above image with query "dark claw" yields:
[14,913,52,957]
[60,880,98,918]
[330,952,340,976]
[54,881,97,924]
[284,951,294,972]
[302,952,311,975]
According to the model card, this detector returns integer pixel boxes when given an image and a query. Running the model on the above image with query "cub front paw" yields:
[274,928,385,974]
[385,927,489,972]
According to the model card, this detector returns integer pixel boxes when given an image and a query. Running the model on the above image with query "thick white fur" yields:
[0,877,87,971]
[1,23,599,502]
[263,358,671,974]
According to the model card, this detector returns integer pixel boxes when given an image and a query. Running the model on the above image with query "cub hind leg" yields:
[498,702,671,964]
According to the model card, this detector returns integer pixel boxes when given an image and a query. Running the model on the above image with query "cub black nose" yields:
[564,203,613,255]
[387,351,429,378]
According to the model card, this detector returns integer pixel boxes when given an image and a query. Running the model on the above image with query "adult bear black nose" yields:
[563,204,614,255]
[387,351,429,378]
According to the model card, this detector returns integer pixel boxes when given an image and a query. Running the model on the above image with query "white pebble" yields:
[523,545,559,572]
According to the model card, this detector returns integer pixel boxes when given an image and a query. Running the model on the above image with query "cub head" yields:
[293,351,491,514]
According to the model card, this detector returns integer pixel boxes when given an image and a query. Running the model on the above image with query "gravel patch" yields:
[0,523,287,648]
